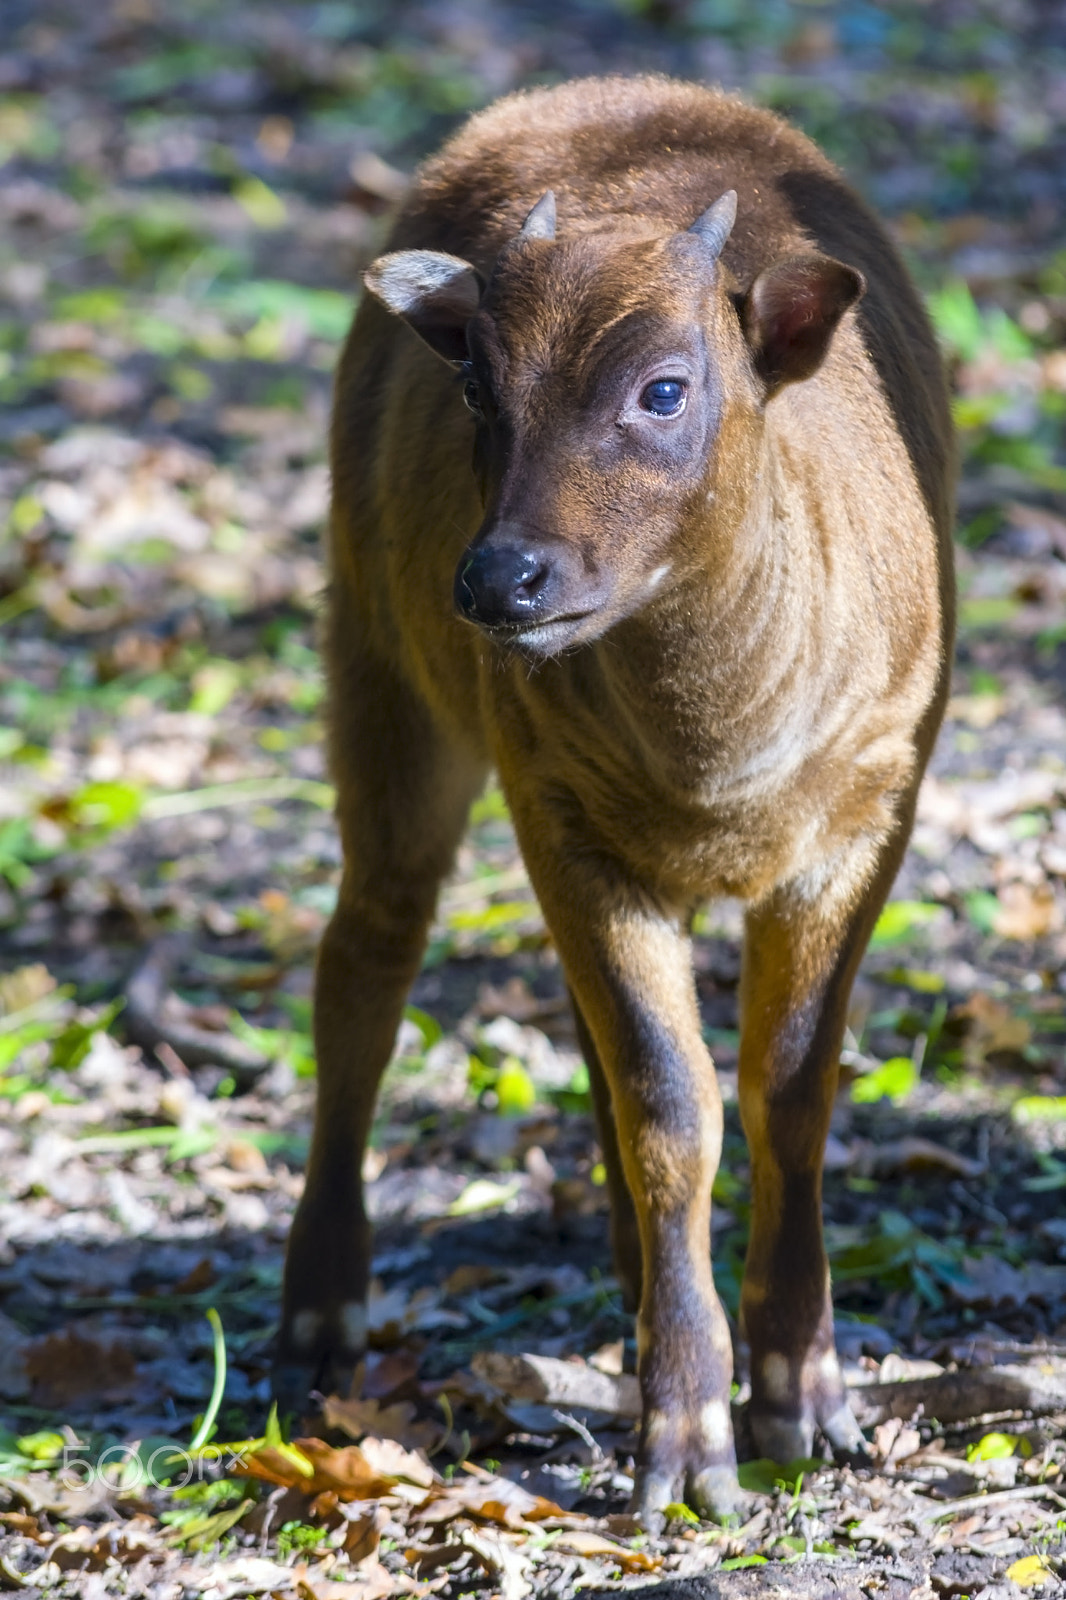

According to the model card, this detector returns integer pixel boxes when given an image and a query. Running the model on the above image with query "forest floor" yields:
[2,0,1066,1595]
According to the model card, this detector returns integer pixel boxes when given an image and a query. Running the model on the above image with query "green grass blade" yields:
[190,1308,227,1451]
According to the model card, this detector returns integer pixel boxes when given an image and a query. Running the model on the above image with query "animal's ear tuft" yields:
[364,249,484,365]
[742,253,864,393]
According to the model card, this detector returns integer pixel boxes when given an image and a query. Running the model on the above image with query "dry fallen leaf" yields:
[0,964,57,1014]
[256,888,325,961]
[459,1525,533,1600]
[551,1175,608,1218]
[47,1520,158,1571]
[366,1280,465,1344]
[356,1435,436,1489]
[173,1554,297,1597]
[233,1438,399,1501]
[872,1416,923,1468]
[948,992,1032,1064]
[994,880,1062,941]
[26,1330,138,1406]
[320,1392,437,1454]
[418,1469,564,1530]
[294,1554,409,1600]
[339,1504,386,1563]
[588,1340,625,1376]
[551,1529,661,1572]
[443,1263,503,1296]
[0,1512,47,1541]
[403,1540,467,1578]
[362,1349,421,1399]
[170,1256,216,1295]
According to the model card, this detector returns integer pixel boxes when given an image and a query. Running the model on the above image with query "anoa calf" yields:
[276,75,955,1519]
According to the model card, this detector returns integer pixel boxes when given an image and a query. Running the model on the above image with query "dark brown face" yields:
[364,195,862,659]
[452,233,733,658]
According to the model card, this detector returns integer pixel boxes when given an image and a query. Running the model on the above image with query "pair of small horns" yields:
[516,185,738,257]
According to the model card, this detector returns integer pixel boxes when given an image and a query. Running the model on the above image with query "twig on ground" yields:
[124,938,272,1085]
[921,1482,1066,1520]
[472,1353,641,1421]
[848,1362,1066,1429]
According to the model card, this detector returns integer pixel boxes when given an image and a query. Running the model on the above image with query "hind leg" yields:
[275,649,486,1408]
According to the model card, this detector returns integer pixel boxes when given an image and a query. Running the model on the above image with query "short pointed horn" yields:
[519,190,557,241]
[688,189,738,258]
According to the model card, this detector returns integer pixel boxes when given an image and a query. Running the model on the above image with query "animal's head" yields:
[365,191,863,659]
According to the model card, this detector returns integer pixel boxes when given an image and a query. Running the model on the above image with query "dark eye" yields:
[462,379,483,419]
[640,379,687,417]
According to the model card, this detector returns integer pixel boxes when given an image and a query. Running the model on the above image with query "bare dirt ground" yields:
[2,0,1066,1594]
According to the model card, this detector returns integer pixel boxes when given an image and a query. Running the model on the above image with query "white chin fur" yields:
[505,619,583,655]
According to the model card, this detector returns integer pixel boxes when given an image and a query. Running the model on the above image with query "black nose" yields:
[454,544,551,627]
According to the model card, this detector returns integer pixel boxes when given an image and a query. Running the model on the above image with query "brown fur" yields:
[277,74,955,1519]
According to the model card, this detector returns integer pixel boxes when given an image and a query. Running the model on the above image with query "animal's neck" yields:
[600,427,828,767]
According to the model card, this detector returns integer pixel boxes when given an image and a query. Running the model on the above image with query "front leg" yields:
[570,991,642,1314]
[509,816,741,1520]
[276,650,486,1411]
[738,849,899,1464]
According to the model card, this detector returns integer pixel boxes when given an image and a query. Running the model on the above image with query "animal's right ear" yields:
[363,249,484,365]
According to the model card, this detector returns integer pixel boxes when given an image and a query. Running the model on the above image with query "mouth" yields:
[480,610,597,656]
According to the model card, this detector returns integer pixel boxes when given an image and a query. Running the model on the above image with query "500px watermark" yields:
[59,1443,250,1491]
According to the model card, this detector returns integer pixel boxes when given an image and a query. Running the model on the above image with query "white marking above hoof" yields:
[290,1309,323,1351]
[698,1399,732,1453]
[761,1351,791,1403]
[642,1408,670,1447]
[339,1300,368,1351]
[818,1348,842,1381]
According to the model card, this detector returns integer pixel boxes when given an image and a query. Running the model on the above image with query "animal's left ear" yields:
[364,249,484,365]
[742,254,865,394]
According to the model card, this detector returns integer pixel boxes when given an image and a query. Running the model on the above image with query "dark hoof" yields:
[273,1304,365,1418]
[631,1463,750,1528]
